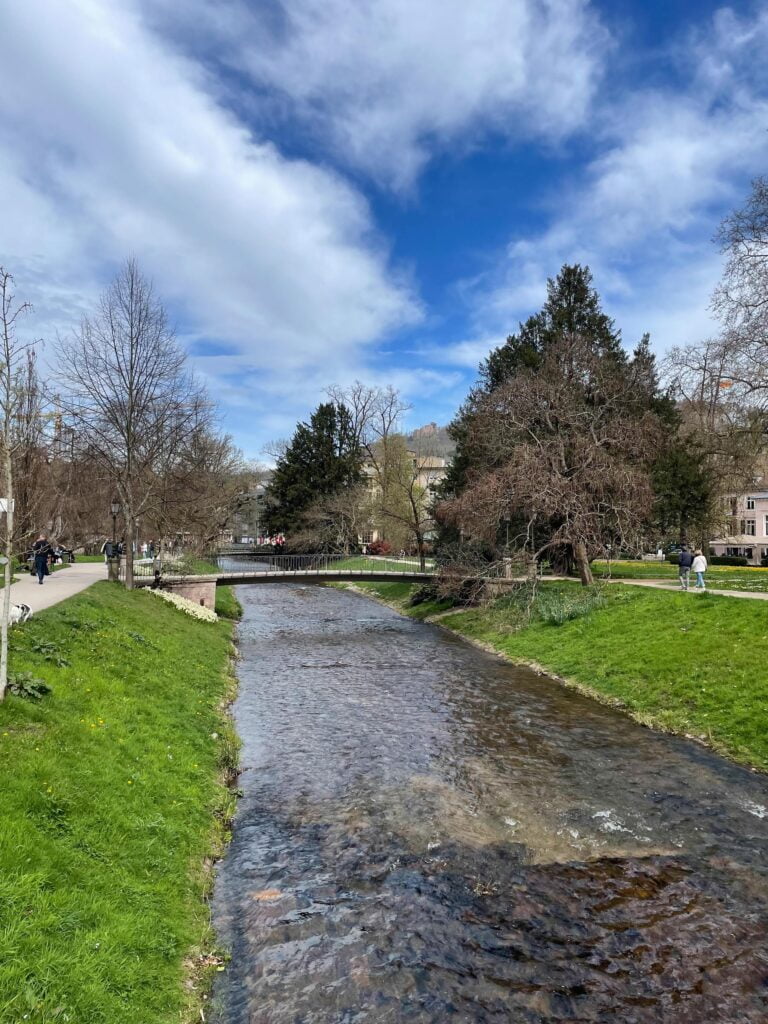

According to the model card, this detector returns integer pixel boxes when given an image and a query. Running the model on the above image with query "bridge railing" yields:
[123,552,437,581]
[217,553,436,576]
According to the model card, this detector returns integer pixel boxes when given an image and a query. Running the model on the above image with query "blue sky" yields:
[1,0,767,457]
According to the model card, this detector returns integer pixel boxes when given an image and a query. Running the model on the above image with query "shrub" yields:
[709,555,749,566]
[667,553,680,564]
[367,539,392,555]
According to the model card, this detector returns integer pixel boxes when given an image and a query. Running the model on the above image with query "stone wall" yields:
[161,579,217,609]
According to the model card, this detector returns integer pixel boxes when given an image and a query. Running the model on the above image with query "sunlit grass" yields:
[0,583,238,1023]
[592,559,768,591]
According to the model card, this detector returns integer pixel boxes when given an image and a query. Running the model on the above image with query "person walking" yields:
[32,534,52,585]
[691,549,708,591]
[678,545,693,590]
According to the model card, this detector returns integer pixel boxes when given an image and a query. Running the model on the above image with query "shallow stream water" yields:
[212,573,768,1023]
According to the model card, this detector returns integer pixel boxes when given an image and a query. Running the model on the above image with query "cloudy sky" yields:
[1,0,767,456]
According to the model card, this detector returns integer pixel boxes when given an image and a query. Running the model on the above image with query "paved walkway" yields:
[8,561,106,613]
[609,577,768,601]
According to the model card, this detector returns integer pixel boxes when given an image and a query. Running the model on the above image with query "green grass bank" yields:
[349,580,768,772]
[0,581,242,1024]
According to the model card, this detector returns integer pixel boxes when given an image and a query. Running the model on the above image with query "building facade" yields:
[709,491,768,565]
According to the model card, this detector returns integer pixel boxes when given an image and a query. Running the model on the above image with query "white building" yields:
[709,492,768,565]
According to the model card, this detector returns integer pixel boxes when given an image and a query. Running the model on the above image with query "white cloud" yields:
[458,6,768,359]
[148,0,609,191]
[0,0,418,394]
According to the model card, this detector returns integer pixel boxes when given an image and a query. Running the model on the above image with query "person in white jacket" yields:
[691,550,708,590]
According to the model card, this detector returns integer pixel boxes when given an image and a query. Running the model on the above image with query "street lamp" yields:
[111,498,120,546]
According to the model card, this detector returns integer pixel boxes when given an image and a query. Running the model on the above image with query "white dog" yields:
[9,603,33,625]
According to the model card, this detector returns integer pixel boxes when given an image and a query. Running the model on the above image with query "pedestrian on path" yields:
[691,549,708,590]
[32,534,52,585]
[678,545,693,590]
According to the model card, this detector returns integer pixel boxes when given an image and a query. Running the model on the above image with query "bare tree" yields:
[326,381,412,545]
[11,349,51,548]
[56,259,210,588]
[713,176,768,343]
[663,337,763,457]
[376,435,441,569]
[0,269,34,700]
[439,333,661,586]
[291,482,373,553]
[150,428,255,553]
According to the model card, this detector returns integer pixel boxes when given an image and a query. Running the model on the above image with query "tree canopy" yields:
[262,402,362,536]
[437,264,678,580]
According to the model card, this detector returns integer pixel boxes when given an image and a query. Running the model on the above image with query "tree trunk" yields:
[123,500,135,590]
[0,452,12,700]
[416,530,426,571]
[679,514,688,546]
[549,542,575,577]
[574,539,593,586]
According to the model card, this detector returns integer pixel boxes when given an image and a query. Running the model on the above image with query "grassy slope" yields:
[351,581,768,772]
[0,582,239,1024]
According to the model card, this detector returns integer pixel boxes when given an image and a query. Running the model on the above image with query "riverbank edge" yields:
[186,585,244,1016]
[338,582,766,775]
[0,583,244,1024]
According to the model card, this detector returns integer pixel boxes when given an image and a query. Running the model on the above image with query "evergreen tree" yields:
[262,402,361,536]
[437,264,676,569]
[652,441,715,544]
[440,264,625,512]
[479,264,623,389]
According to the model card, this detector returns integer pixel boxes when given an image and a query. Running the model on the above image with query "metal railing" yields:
[119,552,547,584]
[217,553,435,576]
[119,552,437,582]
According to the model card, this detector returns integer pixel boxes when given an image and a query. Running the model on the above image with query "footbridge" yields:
[132,554,437,608]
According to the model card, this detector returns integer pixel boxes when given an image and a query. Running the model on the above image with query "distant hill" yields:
[405,423,455,458]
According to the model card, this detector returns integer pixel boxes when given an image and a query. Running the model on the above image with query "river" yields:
[212,576,768,1023]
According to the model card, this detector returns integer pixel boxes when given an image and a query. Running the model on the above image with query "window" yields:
[729,497,738,516]
[765,515,768,537]
[747,497,755,510]
[742,519,756,536]
[728,545,754,559]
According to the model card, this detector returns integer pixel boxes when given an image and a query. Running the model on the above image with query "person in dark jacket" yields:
[678,544,693,591]
[32,534,52,585]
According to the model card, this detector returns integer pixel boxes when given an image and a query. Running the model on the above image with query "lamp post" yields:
[107,498,121,583]
[110,498,120,546]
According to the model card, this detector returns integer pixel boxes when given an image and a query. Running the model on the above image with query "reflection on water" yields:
[212,571,768,1022]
